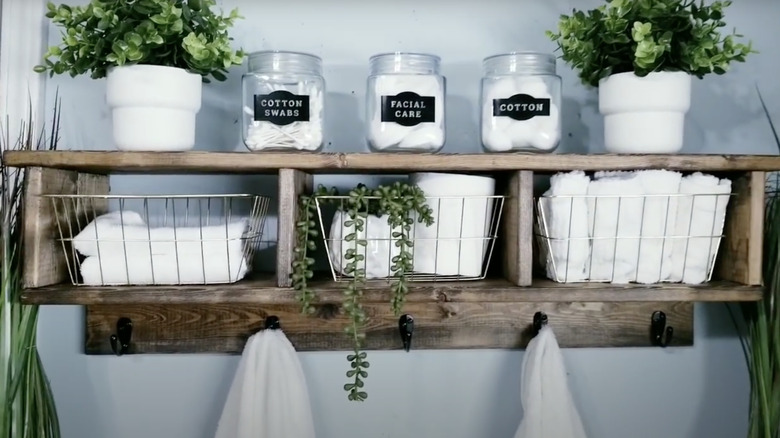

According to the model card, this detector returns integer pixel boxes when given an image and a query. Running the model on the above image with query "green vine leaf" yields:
[292,181,433,401]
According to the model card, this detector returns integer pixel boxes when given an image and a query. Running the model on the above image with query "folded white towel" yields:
[669,173,732,284]
[587,172,645,283]
[539,171,591,282]
[72,211,249,258]
[79,248,249,285]
[328,209,403,279]
[215,328,316,438]
[633,170,683,284]
[513,325,588,438]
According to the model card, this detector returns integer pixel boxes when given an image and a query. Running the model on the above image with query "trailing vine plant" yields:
[291,181,434,401]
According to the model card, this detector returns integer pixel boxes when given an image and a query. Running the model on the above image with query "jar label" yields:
[493,94,550,121]
[381,92,436,126]
[254,90,310,126]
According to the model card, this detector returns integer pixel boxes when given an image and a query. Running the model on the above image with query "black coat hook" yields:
[109,317,132,356]
[265,315,281,330]
[398,314,414,352]
[532,311,548,337]
[651,311,673,347]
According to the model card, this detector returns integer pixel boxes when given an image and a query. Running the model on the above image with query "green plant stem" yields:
[292,195,318,315]
[292,182,433,401]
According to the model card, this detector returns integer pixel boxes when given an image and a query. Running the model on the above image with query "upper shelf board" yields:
[5,151,780,174]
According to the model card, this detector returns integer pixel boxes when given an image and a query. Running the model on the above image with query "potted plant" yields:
[34,0,245,152]
[1,99,62,437]
[733,89,780,438]
[547,0,755,153]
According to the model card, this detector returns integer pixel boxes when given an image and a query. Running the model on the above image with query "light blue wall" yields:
[37,0,779,437]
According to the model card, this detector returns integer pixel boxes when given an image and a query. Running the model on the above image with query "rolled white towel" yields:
[409,173,496,277]
[587,172,645,283]
[538,171,591,283]
[327,209,403,279]
[669,173,732,284]
[72,212,249,258]
[633,170,683,284]
[80,248,249,285]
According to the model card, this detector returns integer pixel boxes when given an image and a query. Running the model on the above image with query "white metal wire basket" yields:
[47,194,270,286]
[315,195,506,282]
[535,192,733,285]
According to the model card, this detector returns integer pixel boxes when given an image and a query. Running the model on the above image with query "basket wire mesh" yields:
[535,192,733,284]
[47,194,270,286]
[315,195,506,282]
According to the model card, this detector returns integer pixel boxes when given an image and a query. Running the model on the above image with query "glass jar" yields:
[366,52,445,153]
[481,52,561,153]
[242,51,325,152]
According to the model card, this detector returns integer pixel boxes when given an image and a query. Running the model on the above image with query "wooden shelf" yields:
[6,150,780,174]
[11,151,773,353]
[20,277,763,305]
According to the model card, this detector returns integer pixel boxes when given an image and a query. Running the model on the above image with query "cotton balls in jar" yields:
[481,77,561,152]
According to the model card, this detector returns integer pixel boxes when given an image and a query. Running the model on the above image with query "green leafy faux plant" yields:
[292,182,434,401]
[34,0,245,82]
[732,88,780,438]
[1,99,62,437]
[547,0,755,87]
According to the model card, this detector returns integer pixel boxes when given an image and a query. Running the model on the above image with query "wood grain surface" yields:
[22,167,109,288]
[718,171,765,285]
[22,276,762,305]
[276,169,312,287]
[7,151,780,174]
[84,301,693,354]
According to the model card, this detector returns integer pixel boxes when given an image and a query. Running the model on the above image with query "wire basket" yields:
[535,192,733,285]
[315,195,506,282]
[47,194,271,286]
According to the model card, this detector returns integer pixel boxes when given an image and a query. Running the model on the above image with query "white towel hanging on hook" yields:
[214,316,316,438]
[513,317,588,438]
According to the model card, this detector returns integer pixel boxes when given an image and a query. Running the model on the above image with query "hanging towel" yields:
[669,172,732,284]
[214,328,316,438]
[539,171,591,282]
[587,172,644,283]
[514,325,588,438]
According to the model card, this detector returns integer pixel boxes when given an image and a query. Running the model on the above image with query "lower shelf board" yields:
[22,276,763,305]
[84,301,694,354]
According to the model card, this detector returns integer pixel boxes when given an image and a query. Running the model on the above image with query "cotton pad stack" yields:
[367,74,445,152]
[481,77,560,152]
[243,81,324,152]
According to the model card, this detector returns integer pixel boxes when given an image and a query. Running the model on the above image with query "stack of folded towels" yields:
[539,170,732,284]
[72,211,251,285]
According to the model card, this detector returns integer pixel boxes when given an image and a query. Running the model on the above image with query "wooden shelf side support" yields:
[22,167,109,288]
[276,168,313,287]
[718,171,765,286]
[501,170,534,286]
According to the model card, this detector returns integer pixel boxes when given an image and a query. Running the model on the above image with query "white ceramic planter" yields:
[599,71,691,154]
[106,65,202,151]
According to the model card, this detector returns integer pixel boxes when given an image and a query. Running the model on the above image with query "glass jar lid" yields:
[369,52,441,75]
[483,52,556,76]
[247,50,322,76]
